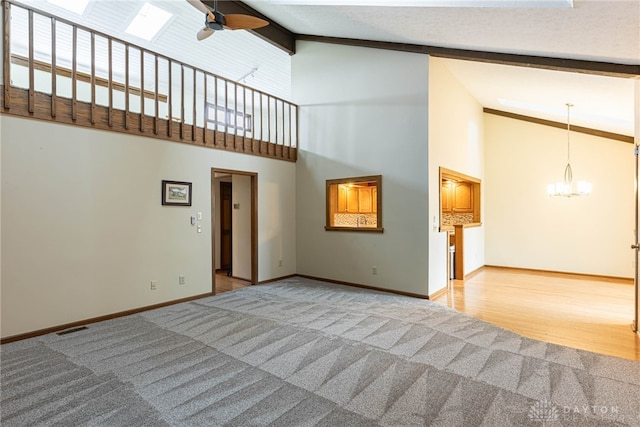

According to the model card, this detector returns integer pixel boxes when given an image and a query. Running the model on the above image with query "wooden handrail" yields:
[2,0,298,161]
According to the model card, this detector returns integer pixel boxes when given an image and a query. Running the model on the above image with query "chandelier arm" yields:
[564,162,573,184]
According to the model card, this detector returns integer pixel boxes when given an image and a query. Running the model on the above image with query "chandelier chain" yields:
[566,103,573,164]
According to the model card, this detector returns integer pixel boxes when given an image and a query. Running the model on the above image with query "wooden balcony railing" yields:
[1,0,298,161]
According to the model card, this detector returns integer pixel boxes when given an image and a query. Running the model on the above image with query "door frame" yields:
[211,168,258,291]
[634,79,640,335]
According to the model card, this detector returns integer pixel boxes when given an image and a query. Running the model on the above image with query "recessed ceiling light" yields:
[125,2,173,41]
[47,0,91,15]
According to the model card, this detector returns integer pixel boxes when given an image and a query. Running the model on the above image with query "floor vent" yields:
[56,326,88,336]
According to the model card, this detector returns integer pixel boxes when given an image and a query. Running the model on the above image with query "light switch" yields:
[197,212,202,220]
[233,203,240,210]
[197,225,202,233]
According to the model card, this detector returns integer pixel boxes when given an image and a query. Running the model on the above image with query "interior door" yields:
[220,181,232,273]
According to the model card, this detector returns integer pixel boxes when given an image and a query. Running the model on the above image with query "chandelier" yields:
[547,103,592,197]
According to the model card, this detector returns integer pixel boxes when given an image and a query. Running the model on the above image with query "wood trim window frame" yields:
[439,167,482,231]
[325,175,383,233]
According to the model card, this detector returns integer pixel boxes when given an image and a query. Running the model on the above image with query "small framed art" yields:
[162,180,192,206]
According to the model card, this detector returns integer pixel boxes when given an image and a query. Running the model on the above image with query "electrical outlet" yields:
[150,280,157,290]
[179,275,185,285]
[372,266,377,275]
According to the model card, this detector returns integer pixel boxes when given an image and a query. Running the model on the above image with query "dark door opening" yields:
[220,181,232,275]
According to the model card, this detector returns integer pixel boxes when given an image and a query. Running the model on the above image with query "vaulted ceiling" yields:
[14,0,640,136]
[239,0,639,136]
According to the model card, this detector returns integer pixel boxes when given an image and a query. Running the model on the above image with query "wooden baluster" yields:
[288,103,292,159]
[167,60,172,137]
[51,17,56,117]
[224,80,228,147]
[242,86,247,151]
[203,74,208,145]
[268,96,272,155]
[278,100,282,156]
[213,75,218,146]
[295,105,299,154]
[154,55,158,135]
[28,10,34,113]
[124,45,129,130]
[107,38,112,127]
[71,26,77,121]
[192,67,196,141]
[180,65,184,140]
[139,49,144,132]
[251,89,255,152]
[3,1,11,109]
[259,93,263,154]
[90,33,95,124]
[234,83,238,149]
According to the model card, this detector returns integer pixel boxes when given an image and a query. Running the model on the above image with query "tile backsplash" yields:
[442,213,474,226]
[334,213,377,227]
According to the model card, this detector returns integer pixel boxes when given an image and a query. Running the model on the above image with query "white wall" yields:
[232,174,251,280]
[1,115,296,338]
[485,113,634,278]
[428,58,486,294]
[292,41,430,296]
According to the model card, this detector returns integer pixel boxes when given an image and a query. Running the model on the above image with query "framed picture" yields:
[162,180,192,206]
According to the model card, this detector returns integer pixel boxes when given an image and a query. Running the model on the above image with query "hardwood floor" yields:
[214,272,250,294]
[211,267,639,360]
[431,267,640,361]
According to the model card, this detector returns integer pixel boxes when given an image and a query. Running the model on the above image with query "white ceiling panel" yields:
[440,59,636,135]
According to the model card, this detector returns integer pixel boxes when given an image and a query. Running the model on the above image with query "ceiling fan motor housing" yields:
[205,10,226,30]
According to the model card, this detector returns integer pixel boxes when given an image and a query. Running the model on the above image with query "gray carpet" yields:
[2,277,639,426]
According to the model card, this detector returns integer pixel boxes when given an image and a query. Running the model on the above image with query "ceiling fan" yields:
[186,0,269,41]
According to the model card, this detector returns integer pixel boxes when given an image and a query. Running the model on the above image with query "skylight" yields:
[47,0,91,15]
[125,2,173,41]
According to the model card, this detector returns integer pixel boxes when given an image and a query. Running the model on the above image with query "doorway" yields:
[212,169,258,294]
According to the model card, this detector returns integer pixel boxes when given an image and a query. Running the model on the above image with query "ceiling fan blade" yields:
[197,27,215,41]
[223,14,269,31]
[186,0,210,15]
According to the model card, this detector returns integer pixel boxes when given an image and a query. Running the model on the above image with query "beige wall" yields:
[232,174,252,281]
[484,113,634,277]
[1,115,296,338]
[428,58,486,293]
[293,41,431,296]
